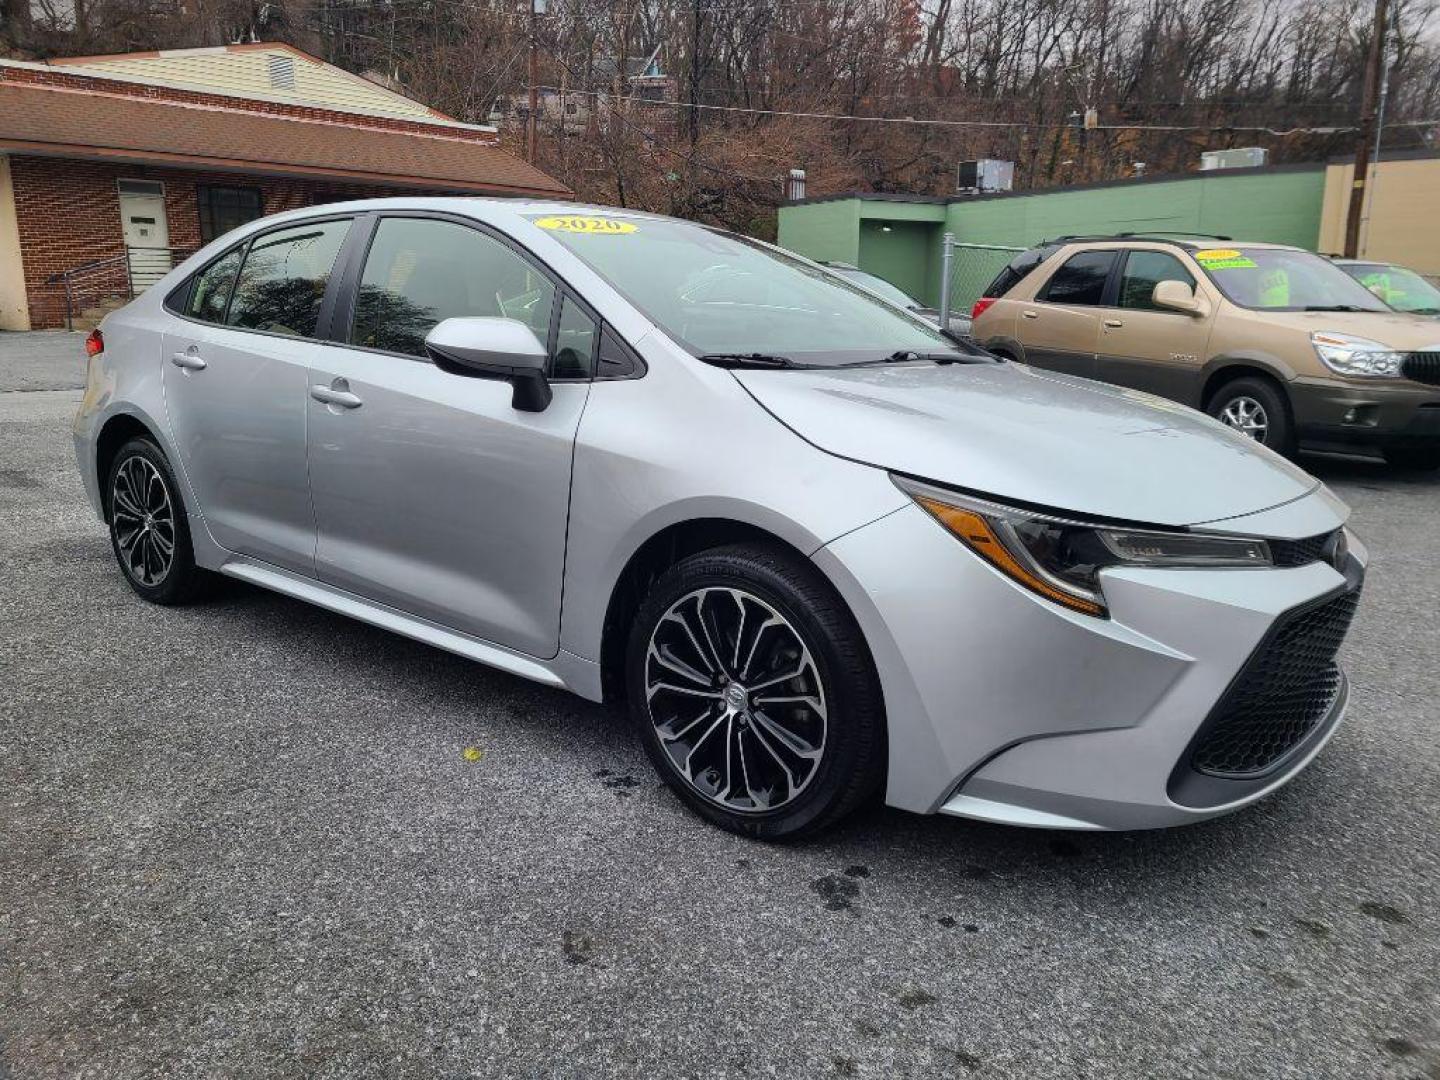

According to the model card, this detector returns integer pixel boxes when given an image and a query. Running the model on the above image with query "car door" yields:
[304,214,593,658]
[161,217,354,574]
[1093,248,1215,402]
[1013,249,1117,380]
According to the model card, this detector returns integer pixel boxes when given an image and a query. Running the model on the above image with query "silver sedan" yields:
[74,199,1365,839]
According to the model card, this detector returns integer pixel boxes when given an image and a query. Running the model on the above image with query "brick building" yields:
[0,43,571,330]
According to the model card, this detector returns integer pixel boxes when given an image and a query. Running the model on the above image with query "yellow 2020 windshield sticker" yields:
[534,215,637,235]
[1194,248,1257,270]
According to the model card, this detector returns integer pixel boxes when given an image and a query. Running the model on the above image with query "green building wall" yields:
[777,166,1329,308]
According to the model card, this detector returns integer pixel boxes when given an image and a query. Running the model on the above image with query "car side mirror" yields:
[424,317,552,412]
[1152,280,1209,318]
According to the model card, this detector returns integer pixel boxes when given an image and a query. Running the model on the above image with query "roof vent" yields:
[267,54,296,90]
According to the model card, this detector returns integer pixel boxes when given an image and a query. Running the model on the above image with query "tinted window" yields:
[352,218,556,358]
[982,244,1060,298]
[197,185,263,243]
[1040,251,1117,306]
[1119,250,1196,310]
[185,248,243,323]
[553,295,597,379]
[227,220,350,337]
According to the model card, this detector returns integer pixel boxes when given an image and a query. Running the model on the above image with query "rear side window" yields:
[1040,251,1117,306]
[226,219,351,338]
[352,217,556,357]
[1119,250,1195,310]
[982,245,1058,298]
[185,248,243,323]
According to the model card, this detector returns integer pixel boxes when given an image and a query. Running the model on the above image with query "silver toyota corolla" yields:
[74,198,1366,839]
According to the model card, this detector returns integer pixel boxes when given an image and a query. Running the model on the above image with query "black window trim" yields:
[327,209,646,383]
[163,213,358,346]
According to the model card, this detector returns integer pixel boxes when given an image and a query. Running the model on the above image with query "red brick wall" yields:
[0,64,498,144]
[10,155,448,328]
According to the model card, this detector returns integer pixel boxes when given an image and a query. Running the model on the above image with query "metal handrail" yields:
[45,245,195,331]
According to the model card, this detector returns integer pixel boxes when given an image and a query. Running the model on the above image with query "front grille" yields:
[1191,584,1362,778]
[1403,351,1440,386]
[1270,530,1340,568]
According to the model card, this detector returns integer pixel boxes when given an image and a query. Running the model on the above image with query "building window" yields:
[197,186,264,244]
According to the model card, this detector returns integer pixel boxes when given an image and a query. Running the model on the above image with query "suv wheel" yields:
[1207,377,1296,457]
[626,543,885,840]
[106,437,212,605]
[1383,445,1440,471]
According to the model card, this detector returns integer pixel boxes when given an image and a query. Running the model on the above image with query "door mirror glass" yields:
[1152,279,1207,316]
[424,317,552,412]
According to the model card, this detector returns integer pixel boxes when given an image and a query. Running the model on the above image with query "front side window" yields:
[553,296,598,378]
[1119,251,1196,310]
[226,219,351,337]
[1040,251,1117,306]
[197,186,264,244]
[185,247,243,323]
[352,218,556,358]
[1194,248,1390,312]
[524,213,955,365]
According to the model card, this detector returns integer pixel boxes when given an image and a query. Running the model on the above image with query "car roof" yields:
[1035,234,1303,253]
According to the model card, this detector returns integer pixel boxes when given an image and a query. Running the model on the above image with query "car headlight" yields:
[896,478,1272,618]
[1311,331,1406,377]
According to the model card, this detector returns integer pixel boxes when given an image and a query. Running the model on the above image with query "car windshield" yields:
[1338,262,1440,315]
[525,213,955,364]
[1193,247,1390,312]
[829,267,922,309]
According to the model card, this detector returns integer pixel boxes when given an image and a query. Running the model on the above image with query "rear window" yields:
[1039,251,1118,306]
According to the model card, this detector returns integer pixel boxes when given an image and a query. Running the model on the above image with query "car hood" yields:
[1253,308,1440,346]
[734,361,1318,527]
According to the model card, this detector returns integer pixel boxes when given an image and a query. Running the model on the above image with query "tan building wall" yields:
[1319,154,1440,275]
[0,154,31,331]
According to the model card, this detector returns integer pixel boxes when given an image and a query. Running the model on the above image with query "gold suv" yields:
[969,235,1440,469]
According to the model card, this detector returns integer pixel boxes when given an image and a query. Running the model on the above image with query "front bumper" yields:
[813,493,1364,830]
[1290,375,1440,451]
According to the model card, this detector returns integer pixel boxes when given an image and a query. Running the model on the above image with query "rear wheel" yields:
[1207,376,1296,457]
[106,437,211,605]
[1383,445,1440,471]
[626,543,885,840]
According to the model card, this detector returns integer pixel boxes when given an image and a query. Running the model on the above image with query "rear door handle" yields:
[170,351,207,371]
[310,384,363,409]
[1021,310,1039,320]
[1103,318,1124,328]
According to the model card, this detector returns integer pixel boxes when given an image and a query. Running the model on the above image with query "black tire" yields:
[1206,376,1296,457]
[626,543,885,841]
[105,437,212,605]
[1383,445,1440,471]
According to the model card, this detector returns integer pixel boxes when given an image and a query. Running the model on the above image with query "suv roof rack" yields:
[1039,231,1233,246]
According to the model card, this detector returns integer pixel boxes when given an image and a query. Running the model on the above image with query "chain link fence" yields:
[943,240,1025,322]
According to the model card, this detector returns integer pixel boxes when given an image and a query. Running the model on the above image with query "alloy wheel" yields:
[111,455,176,587]
[1218,395,1269,442]
[644,587,828,813]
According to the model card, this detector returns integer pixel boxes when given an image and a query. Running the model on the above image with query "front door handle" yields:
[1021,310,1039,320]
[1103,318,1124,328]
[310,383,363,409]
[170,351,207,371]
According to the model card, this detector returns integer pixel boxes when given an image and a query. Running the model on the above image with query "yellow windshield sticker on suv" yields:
[534,215,638,235]
[1194,248,1258,270]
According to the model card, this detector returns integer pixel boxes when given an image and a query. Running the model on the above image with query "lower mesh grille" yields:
[1191,584,1362,778]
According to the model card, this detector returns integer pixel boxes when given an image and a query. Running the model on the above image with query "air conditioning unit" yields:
[1200,147,1269,171]
[956,159,1014,194]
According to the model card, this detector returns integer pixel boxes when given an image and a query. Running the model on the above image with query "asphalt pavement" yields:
[1,331,1437,1079]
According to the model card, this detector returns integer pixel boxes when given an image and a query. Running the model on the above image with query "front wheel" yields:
[1207,376,1296,457]
[626,543,886,840]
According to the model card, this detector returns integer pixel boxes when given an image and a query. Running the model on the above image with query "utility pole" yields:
[1344,0,1388,257]
[688,0,701,146]
[527,0,541,164]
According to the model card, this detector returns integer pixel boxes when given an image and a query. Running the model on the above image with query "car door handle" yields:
[1103,318,1124,328]
[310,384,363,409]
[170,351,207,371]
[1021,310,1039,319]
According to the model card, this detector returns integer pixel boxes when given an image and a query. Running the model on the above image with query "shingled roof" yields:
[0,80,571,197]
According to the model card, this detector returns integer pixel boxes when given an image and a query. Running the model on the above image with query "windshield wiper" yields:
[853,349,996,367]
[698,352,808,369]
[1303,304,1369,312]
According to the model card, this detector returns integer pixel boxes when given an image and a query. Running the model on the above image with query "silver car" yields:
[74,198,1366,839]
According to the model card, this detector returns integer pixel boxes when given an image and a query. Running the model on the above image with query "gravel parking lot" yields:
[2,332,1437,1080]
